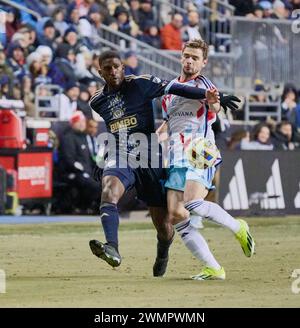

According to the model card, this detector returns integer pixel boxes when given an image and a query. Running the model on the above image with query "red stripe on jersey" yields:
[162,97,167,113]
[197,106,205,119]
[207,109,216,121]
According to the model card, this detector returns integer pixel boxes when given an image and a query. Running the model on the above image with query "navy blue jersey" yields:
[89,74,168,138]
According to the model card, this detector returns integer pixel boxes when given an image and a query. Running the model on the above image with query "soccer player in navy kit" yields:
[88,50,237,276]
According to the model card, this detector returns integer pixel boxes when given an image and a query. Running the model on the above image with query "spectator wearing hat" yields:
[137,0,157,32]
[66,5,80,27]
[57,80,81,121]
[258,1,273,18]
[26,51,52,87]
[55,43,79,88]
[138,20,161,48]
[253,4,264,18]
[64,26,89,54]
[58,110,101,211]
[160,13,183,50]
[114,5,138,36]
[124,51,140,75]
[270,0,290,19]
[36,17,60,51]
[7,42,27,79]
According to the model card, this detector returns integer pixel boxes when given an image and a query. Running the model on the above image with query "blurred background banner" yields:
[219,150,300,216]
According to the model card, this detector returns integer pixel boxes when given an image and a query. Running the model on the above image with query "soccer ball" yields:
[185,137,220,169]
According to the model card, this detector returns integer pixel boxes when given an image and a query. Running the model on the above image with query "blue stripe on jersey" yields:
[199,76,210,89]
[204,104,209,137]
[164,79,177,95]
[201,75,214,89]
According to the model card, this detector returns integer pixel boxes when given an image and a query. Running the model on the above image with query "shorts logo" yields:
[109,115,138,133]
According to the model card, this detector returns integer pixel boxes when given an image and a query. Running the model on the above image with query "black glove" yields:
[220,93,241,113]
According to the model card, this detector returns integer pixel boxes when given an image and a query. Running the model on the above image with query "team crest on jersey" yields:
[112,108,125,119]
[108,93,126,119]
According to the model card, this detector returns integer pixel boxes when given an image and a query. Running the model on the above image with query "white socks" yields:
[175,219,221,270]
[185,199,240,233]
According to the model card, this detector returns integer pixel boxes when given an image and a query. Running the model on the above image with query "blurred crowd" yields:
[0,0,299,148]
[229,0,300,18]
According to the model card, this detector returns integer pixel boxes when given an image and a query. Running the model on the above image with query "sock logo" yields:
[100,213,109,220]
[223,159,249,210]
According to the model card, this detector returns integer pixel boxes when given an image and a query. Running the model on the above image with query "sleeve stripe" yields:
[164,79,177,95]
[89,88,104,105]
[199,76,210,89]
[200,75,215,89]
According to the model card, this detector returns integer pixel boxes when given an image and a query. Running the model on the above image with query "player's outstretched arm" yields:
[166,81,208,100]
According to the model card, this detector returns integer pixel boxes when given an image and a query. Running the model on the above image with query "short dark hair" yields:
[98,50,121,65]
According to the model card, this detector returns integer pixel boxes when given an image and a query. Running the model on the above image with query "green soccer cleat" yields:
[89,240,121,267]
[191,266,226,280]
[235,219,255,257]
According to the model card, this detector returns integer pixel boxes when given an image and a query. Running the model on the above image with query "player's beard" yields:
[182,67,199,80]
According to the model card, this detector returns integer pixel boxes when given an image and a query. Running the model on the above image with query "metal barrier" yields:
[34,84,62,120]
[156,0,233,51]
[243,91,281,123]
[231,17,299,88]
[0,0,41,19]
[98,24,180,79]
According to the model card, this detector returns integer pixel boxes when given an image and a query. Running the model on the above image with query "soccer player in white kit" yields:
[157,39,255,280]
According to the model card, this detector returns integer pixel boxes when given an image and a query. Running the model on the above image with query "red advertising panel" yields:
[0,156,15,171]
[18,152,52,199]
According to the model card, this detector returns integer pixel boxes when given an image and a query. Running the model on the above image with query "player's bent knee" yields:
[168,209,188,225]
[101,176,124,203]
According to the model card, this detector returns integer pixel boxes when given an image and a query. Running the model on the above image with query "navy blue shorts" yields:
[102,166,167,207]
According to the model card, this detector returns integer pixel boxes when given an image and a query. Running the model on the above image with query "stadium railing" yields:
[34,84,62,121]
[231,16,299,88]
[156,0,233,51]
[243,91,282,124]
[98,24,180,80]
[0,0,41,19]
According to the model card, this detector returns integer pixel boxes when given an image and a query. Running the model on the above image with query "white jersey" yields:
[162,75,218,167]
